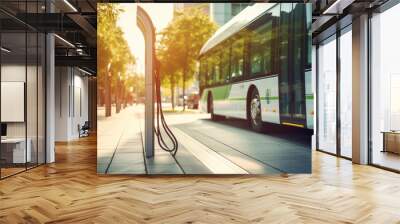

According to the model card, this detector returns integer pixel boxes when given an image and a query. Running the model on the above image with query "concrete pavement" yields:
[97,105,311,174]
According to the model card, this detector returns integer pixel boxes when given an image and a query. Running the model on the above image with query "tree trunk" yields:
[182,36,189,112]
[171,85,175,111]
[170,75,175,111]
[105,71,112,117]
[99,88,105,106]
[123,88,127,108]
[116,80,121,113]
[182,66,186,111]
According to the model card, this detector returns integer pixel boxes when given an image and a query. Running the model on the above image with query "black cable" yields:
[153,57,179,156]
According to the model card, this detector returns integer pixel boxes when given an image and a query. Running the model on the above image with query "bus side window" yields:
[221,43,230,83]
[216,52,222,84]
[250,21,273,76]
[199,58,206,90]
[213,52,221,84]
[207,57,213,86]
[231,38,244,79]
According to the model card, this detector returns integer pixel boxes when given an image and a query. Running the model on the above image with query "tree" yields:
[98,3,134,116]
[125,74,145,104]
[98,4,117,116]
[158,8,217,111]
[109,29,134,113]
[157,32,181,111]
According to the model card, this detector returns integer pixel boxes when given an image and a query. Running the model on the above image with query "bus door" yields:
[278,3,307,128]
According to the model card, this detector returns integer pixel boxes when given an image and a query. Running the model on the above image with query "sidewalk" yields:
[96,104,290,175]
[97,105,146,174]
[97,104,213,174]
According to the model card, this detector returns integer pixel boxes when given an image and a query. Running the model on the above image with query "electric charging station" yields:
[136,6,155,158]
[136,6,178,159]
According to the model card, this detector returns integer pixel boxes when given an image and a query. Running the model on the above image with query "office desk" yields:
[1,138,31,163]
[382,131,400,154]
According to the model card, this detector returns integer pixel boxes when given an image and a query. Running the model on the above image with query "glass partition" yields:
[1,31,28,177]
[339,26,352,158]
[0,1,46,179]
[371,3,400,171]
[38,32,46,165]
[317,35,337,154]
[27,31,38,169]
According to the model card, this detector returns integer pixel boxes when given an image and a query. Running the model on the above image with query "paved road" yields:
[175,118,311,174]
[97,105,311,175]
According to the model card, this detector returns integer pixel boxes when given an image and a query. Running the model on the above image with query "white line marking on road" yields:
[173,128,248,174]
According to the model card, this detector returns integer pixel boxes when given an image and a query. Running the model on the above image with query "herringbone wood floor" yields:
[1,135,400,224]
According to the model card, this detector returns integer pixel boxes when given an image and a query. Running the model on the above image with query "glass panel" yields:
[270,5,280,74]
[38,33,45,165]
[317,35,337,154]
[0,1,46,178]
[371,4,400,171]
[207,57,213,86]
[230,38,244,79]
[306,4,312,69]
[27,31,38,168]
[1,30,28,177]
[231,3,249,16]
[279,3,292,118]
[213,53,221,84]
[199,58,206,89]
[340,27,352,158]
[292,3,306,119]
[221,45,230,83]
[26,0,39,169]
[250,21,272,75]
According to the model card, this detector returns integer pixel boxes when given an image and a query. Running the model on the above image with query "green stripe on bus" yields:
[226,96,279,101]
[227,96,311,101]
[210,85,232,100]
[261,96,279,100]
[305,95,314,100]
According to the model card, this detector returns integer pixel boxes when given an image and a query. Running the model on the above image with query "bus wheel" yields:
[249,89,263,132]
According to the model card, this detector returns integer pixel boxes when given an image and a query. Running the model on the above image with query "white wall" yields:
[1,65,27,138]
[55,67,70,141]
[71,73,89,138]
[55,67,89,141]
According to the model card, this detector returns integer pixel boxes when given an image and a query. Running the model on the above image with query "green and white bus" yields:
[199,3,313,132]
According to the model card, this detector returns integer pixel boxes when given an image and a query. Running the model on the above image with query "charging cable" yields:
[153,57,179,156]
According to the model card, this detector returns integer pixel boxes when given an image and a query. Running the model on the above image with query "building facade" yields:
[210,3,251,26]
[174,3,210,16]
[174,3,251,26]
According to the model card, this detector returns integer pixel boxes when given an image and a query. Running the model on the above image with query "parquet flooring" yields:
[1,135,400,223]
[0,167,26,178]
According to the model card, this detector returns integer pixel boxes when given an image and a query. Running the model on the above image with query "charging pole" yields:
[137,6,155,158]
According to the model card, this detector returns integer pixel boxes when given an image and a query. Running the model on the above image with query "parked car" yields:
[187,93,199,109]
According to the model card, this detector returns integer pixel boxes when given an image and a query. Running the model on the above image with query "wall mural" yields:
[97,3,312,175]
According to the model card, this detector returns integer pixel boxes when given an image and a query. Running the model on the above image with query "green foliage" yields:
[125,74,145,98]
[157,7,218,108]
[98,4,135,105]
